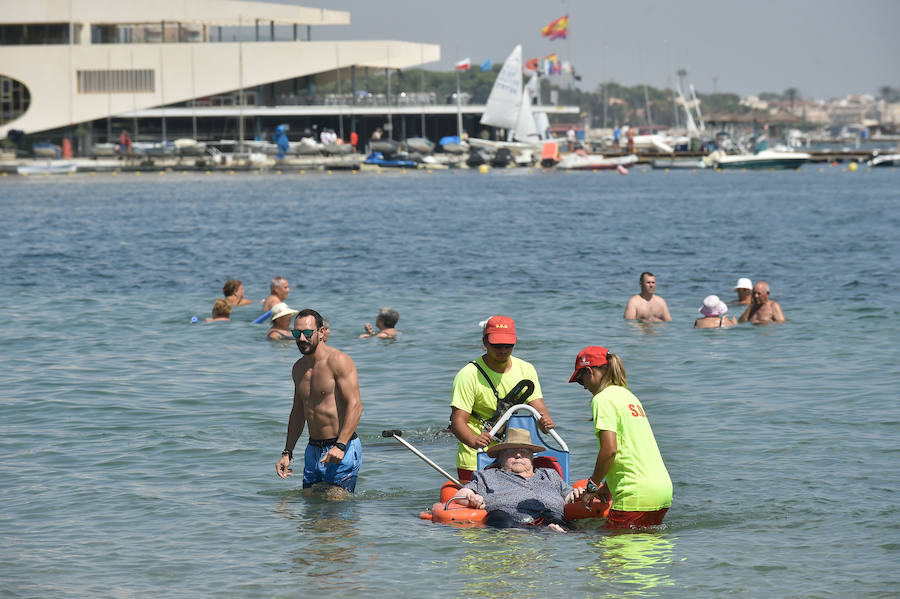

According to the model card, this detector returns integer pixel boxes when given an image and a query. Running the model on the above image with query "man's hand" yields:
[473,430,494,449]
[276,455,292,479]
[320,446,345,465]
[538,414,555,432]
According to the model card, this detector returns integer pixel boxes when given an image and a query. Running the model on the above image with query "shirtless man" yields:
[359,307,399,339]
[624,272,672,322]
[738,280,786,324]
[262,277,290,312]
[275,309,363,494]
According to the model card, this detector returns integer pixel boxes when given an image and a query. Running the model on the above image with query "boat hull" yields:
[556,154,638,170]
[714,150,810,170]
[17,162,77,175]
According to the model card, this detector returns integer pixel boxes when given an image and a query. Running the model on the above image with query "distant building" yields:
[0,0,439,139]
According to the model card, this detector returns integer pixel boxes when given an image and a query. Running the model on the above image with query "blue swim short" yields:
[302,434,362,492]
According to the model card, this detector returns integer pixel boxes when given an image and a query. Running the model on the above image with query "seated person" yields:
[449,428,584,531]
[205,298,232,322]
[223,279,253,306]
[694,295,737,328]
[359,307,399,339]
[267,302,298,340]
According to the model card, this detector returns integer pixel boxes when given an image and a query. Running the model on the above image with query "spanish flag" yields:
[541,14,569,40]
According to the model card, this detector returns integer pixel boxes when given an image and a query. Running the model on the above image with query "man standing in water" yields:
[276,309,363,494]
[738,280,786,324]
[449,315,555,483]
[262,277,291,312]
[624,272,672,322]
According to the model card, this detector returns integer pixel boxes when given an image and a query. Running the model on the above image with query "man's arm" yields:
[737,304,752,323]
[772,302,786,323]
[276,366,307,479]
[623,296,638,320]
[450,407,492,449]
[526,397,555,432]
[321,353,363,465]
[659,297,672,322]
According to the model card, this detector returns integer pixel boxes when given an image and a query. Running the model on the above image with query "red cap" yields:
[483,315,517,344]
[568,346,609,382]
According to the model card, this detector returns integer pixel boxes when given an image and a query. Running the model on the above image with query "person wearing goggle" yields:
[275,309,363,495]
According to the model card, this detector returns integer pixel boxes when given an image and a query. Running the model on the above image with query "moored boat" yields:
[17,161,77,175]
[711,149,810,170]
[867,152,900,167]
[363,151,417,168]
[556,152,639,171]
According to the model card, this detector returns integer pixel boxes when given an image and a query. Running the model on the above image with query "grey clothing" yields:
[464,467,573,524]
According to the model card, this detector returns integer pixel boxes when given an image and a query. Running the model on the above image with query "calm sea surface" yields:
[1,164,898,598]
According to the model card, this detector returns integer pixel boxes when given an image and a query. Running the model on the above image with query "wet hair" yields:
[295,308,324,329]
[222,279,242,297]
[639,272,654,284]
[270,277,288,292]
[597,353,628,391]
[377,306,399,328]
[212,298,232,319]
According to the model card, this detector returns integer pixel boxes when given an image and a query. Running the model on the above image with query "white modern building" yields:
[0,0,441,141]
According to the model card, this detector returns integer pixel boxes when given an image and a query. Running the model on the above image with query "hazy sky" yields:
[302,0,899,100]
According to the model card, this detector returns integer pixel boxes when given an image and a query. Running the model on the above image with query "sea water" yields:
[1,165,898,598]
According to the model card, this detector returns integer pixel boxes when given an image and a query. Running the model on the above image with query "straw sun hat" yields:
[486,427,546,458]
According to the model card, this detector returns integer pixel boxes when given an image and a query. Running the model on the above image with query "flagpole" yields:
[455,68,462,138]
[566,0,572,105]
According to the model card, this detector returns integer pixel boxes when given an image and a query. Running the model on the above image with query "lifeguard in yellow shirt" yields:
[449,315,555,483]
[570,346,673,529]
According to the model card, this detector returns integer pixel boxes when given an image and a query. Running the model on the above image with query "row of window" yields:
[77,70,155,94]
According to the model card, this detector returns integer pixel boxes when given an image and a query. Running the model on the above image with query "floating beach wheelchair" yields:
[417,404,610,526]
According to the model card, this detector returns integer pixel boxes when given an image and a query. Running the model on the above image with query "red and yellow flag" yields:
[541,15,569,40]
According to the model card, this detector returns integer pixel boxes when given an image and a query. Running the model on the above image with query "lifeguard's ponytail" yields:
[599,352,627,390]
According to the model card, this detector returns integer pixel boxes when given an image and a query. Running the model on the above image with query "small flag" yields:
[524,57,539,72]
[479,58,492,72]
[455,58,471,71]
[544,53,560,75]
[541,14,569,40]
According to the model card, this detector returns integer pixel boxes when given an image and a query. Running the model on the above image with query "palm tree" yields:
[784,87,800,111]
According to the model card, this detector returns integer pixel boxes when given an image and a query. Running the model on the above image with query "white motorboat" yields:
[710,149,810,170]
[17,161,77,175]
[867,152,900,167]
[556,152,639,170]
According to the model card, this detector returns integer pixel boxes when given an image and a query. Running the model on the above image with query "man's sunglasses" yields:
[291,328,317,339]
